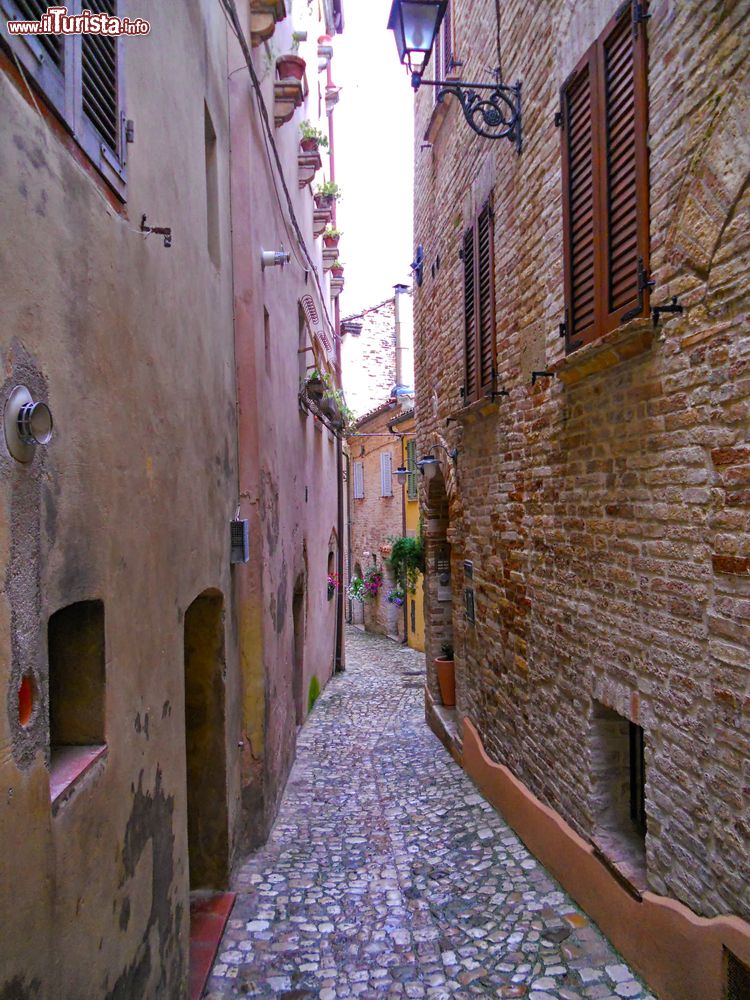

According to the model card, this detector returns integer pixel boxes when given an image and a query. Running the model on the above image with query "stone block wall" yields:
[413,0,750,921]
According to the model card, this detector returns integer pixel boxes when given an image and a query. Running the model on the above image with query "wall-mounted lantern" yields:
[417,443,458,481]
[4,385,53,463]
[387,0,522,148]
[394,465,409,486]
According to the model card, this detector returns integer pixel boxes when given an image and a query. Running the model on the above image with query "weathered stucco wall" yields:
[227,2,343,852]
[0,2,239,997]
[414,0,750,927]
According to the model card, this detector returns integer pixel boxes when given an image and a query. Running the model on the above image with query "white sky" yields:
[333,1,415,317]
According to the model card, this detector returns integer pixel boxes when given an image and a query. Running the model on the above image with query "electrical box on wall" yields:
[230,519,250,564]
[435,542,452,602]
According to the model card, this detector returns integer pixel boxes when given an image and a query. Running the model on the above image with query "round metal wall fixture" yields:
[4,385,54,463]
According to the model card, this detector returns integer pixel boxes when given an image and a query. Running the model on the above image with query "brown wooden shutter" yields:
[463,226,477,400]
[477,201,496,393]
[561,49,598,349]
[599,0,650,329]
[442,3,453,76]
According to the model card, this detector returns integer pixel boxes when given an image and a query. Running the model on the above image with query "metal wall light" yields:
[387,0,522,148]
[417,443,458,481]
[4,386,53,463]
[394,466,409,485]
[261,248,291,269]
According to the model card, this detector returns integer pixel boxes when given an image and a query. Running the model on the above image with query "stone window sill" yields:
[591,827,648,900]
[447,393,507,425]
[550,319,655,386]
[51,744,107,813]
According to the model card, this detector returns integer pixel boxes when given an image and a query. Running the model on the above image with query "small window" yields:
[725,948,750,1000]
[406,439,418,501]
[2,0,127,196]
[353,460,364,499]
[463,197,496,403]
[380,451,393,497]
[560,0,650,351]
[590,701,647,890]
[48,600,107,804]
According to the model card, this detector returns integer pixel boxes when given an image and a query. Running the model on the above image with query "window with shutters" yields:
[560,0,649,352]
[353,461,364,500]
[406,439,418,501]
[1,0,127,197]
[380,452,393,498]
[462,197,497,404]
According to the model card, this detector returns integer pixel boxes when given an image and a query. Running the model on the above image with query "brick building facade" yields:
[411,0,750,991]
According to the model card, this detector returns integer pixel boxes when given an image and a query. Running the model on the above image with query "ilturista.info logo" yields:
[5,5,151,37]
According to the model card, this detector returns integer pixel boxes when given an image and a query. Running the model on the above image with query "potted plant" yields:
[277,52,306,82]
[330,259,344,278]
[387,535,425,594]
[304,368,330,399]
[386,586,406,607]
[323,226,341,249]
[327,572,340,601]
[347,576,366,602]
[435,642,455,707]
[363,566,383,599]
[300,120,329,153]
[314,180,341,209]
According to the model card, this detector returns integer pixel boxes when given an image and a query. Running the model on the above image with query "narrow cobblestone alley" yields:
[206,628,651,1000]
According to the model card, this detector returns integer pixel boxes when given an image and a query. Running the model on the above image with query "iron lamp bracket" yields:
[414,72,522,150]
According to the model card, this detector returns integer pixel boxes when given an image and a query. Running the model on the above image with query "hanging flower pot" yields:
[277,54,306,81]
[301,136,319,153]
[304,369,329,399]
[331,261,344,278]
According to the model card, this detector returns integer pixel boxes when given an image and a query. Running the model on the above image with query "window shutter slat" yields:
[82,0,119,153]
[381,452,393,497]
[562,57,598,346]
[463,227,476,400]
[477,203,495,392]
[14,0,63,66]
[603,6,638,316]
[407,440,418,500]
[353,461,364,499]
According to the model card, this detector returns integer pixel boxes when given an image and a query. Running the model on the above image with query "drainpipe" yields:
[345,449,353,624]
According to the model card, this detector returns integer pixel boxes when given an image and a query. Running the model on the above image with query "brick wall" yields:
[414,0,750,921]
[348,403,407,640]
[341,298,397,417]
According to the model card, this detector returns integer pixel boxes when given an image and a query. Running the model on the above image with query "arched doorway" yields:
[424,471,454,705]
[184,590,229,889]
[292,571,306,726]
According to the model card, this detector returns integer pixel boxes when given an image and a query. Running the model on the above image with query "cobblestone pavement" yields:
[206,627,653,1000]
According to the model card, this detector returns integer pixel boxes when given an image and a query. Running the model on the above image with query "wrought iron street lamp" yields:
[395,466,409,486]
[417,444,458,481]
[387,0,522,149]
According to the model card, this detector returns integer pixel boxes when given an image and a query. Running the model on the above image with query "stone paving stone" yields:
[206,627,650,998]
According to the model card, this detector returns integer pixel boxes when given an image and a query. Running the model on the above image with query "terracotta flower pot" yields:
[277,54,306,81]
[323,235,339,249]
[301,136,319,153]
[314,193,335,211]
[331,266,344,278]
[435,657,455,707]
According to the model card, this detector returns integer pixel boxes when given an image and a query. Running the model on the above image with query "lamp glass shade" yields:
[418,456,439,481]
[395,466,408,485]
[387,0,446,76]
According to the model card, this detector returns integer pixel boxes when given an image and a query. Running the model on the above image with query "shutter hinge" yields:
[633,2,651,35]
[125,119,135,144]
[621,256,654,323]
[559,308,569,339]
[554,111,563,128]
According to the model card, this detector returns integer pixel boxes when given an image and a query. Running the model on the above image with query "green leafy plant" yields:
[440,643,454,660]
[300,120,329,148]
[347,576,366,602]
[316,180,341,200]
[387,535,425,593]
[323,226,342,239]
[308,674,321,712]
